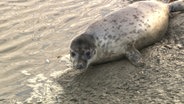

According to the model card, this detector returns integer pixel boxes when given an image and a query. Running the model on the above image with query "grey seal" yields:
[70,0,184,70]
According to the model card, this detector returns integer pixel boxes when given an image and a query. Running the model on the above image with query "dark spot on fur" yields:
[119,33,127,36]
[137,29,145,34]
[139,24,142,26]
[121,19,127,23]
[99,40,102,44]
[112,20,117,23]
[144,29,147,31]
[117,25,121,30]
[104,19,107,22]
[131,30,136,33]
[104,37,107,40]
[133,15,139,19]
[96,37,99,40]
[115,38,119,42]
[129,22,134,25]
[144,23,149,27]
[102,44,105,48]
[108,35,112,39]
[122,33,127,36]
[141,16,145,18]
[112,36,116,39]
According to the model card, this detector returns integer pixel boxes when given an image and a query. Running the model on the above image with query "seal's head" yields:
[70,34,96,70]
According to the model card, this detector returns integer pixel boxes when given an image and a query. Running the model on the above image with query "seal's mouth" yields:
[73,66,87,70]
[76,65,86,70]
[73,62,88,70]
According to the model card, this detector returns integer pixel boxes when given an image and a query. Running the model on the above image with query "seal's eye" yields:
[70,51,76,57]
[85,51,91,59]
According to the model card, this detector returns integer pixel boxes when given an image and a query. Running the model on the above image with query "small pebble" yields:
[57,56,61,59]
[176,44,183,49]
[164,45,172,49]
[70,98,78,102]
[46,59,50,63]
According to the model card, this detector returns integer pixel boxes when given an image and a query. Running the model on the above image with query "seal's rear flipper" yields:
[169,0,184,12]
[125,45,145,67]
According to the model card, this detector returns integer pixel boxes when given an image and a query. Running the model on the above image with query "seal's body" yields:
[86,1,169,63]
[70,0,184,70]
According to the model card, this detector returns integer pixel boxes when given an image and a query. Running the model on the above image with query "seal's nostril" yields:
[76,64,84,69]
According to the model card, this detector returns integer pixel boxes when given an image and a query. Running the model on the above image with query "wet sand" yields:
[0,0,184,104]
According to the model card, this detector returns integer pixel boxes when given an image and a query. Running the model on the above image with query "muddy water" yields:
[0,0,130,103]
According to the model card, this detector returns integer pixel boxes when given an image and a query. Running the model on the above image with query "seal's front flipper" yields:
[125,45,145,67]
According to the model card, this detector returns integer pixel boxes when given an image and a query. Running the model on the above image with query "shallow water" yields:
[0,0,130,103]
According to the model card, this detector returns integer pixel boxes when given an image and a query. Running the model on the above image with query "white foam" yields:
[21,70,31,76]
[25,74,64,103]
[59,54,72,68]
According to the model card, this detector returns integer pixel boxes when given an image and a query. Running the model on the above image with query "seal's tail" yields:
[168,0,184,12]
